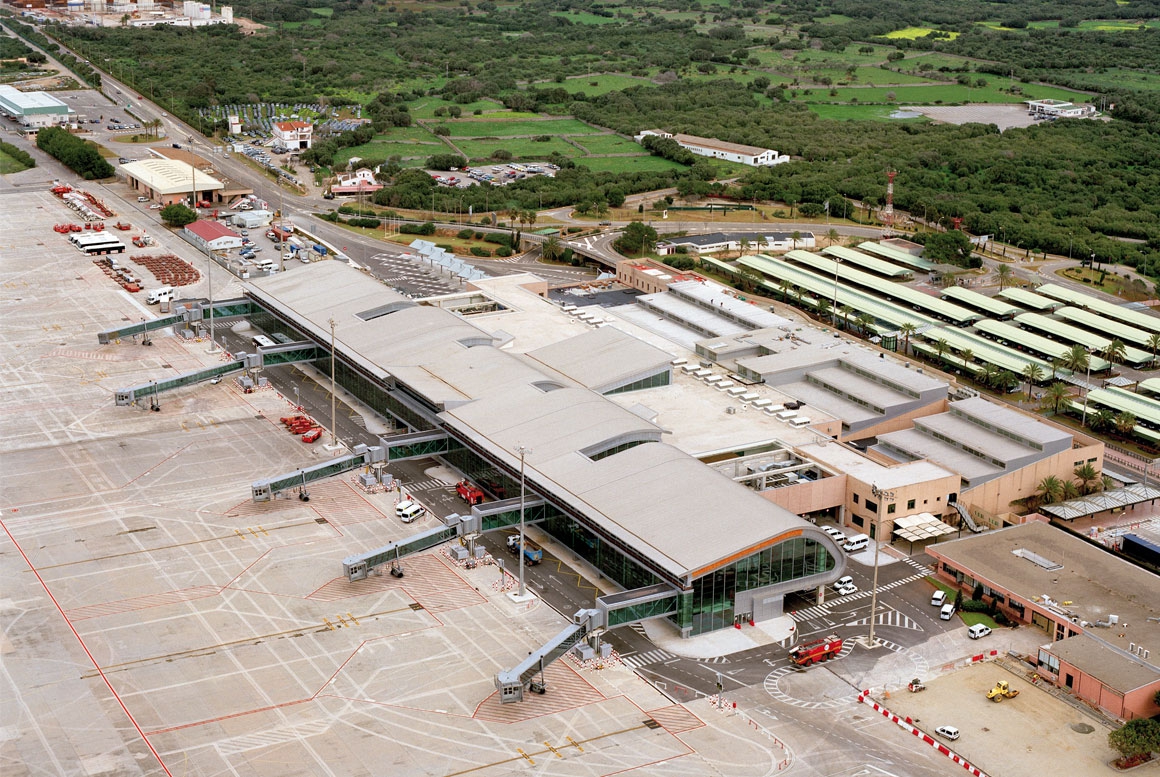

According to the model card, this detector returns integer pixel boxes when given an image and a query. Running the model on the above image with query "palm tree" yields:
[959,348,976,376]
[739,237,751,256]
[981,363,1001,388]
[899,322,917,355]
[854,312,875,336]
[1049,356,1063,381]
[778,278,792,303]
[1073,463,1102,496]
[1114,411,1137,436]
[1063,344,1089,375]
[935,338,950,365]
[503,206,520,242]
[791,230,802,250]
[1037,475,1064,505]
[839,304,854,331]
[1102,338,1127,369]
[1042,382,1070,414]
[995,263,1013,290]
[1061,480,1081,501]
[1090,408,1116,433]
[816,297,832,320]
[827,227,840,246]
[1022,362,1045,399]
[1148,332,1160,366]
[541,235,563,263]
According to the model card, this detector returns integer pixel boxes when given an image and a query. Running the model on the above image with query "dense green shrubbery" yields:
[35,127,113,179]
[399,221,436,235]
[470,246,491,257]
[0,141,35,169]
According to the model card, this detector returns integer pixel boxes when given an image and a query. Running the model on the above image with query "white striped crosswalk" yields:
[620,649,677,669]
[846,608,921,631]
[790,572,925,622]
[402,477,453,492]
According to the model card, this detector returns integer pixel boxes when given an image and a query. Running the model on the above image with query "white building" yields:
[655,231,815,256]
[634,129,789,167]
[272,120,313,150]
[1026,99,1097,119]
[184,220,243,252]
[0,86,73,128]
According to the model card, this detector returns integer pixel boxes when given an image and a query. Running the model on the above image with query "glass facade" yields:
[605,370,671,396]
[544,513,661,592]
[683,537,835,636]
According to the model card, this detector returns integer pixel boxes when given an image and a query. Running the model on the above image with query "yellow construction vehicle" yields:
[986,680,1020,702]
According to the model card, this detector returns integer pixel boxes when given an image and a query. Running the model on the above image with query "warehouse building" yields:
[0,85,72,128]
[120,158,224,206]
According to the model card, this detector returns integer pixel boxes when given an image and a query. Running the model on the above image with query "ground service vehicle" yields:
[506,534,542,565]
[907,678,926,692]
[456,480,484,505]
[935,725,959,740]
[788,635,843,667]
[396,499,425,523]
[986,680,1020,702]
[967,624,992,640]
[301,428,322,443]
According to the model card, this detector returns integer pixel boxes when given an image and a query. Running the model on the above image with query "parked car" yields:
[835,582,857,596]
[931,590,947,607]
[967,624,992,640]
[832,576,854,591]
[935,725,960,741]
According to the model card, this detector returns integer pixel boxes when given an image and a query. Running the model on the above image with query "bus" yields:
[251,334,275,349]
[82,240,127,256]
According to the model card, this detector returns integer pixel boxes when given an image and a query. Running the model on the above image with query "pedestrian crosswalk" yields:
[789,572,925,622]
[846,608,921,631]
[402,477,453,492]
[620,648,677,669]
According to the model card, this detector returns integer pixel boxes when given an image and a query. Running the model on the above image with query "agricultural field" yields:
[407,98,507,119]
[881,27,961,40]
[333,140,443,167]
[789,81,1086,105]
[571,134,645,155]
[442,118,602,137]
[551,11,623,25]
[897,53,978,71]
[575,155,687,173]
[453,137,581,160]
[792,66,939,86]
[1044,68,1160,92]
[541,74,655,95]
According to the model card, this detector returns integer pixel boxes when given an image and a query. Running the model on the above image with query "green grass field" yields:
[334,141,443,166]
[899,53,977,71]
[571,134,643,154]
[309,7,333,15]
[784,44,899,66]
[552,11,622,24]
[539,73,655,95]
[1044,67,1160,92]
[443,118,602,137]
[454,137,581,160]
[407,98,507,119]
[574,155,687,173]
[882,27,960,40]
[791,80,1086,104]
[0,148,32,174]
[797,66,940,86]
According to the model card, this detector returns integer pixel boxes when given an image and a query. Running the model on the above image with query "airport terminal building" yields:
[244,263,846,636]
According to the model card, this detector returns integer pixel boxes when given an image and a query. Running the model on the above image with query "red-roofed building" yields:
[184,219,244,252]
[272,120,313,150]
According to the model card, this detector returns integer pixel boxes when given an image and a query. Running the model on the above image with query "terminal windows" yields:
[887,503,896,514]
[907,499,916,510]
[865,499,878,513]
[853,494,860,504]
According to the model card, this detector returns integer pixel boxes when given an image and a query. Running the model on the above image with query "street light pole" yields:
[516,444,531,598]
[867,484,895,649]
[329,317,337,447]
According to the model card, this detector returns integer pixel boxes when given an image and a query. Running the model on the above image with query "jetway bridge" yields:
[251,430,461,502]
[497,583,679,703]
[113,341,326,407]
[97,298,257,344]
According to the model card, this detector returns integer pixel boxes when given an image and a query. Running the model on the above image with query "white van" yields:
[146,286,174,304]
[254,259,275,272]
[940,602,956,620]
[395,499,425,523]
[931,590,947,607]
[842,533,869,553]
